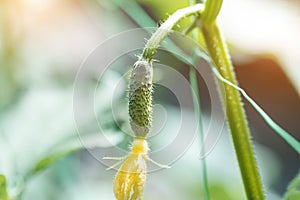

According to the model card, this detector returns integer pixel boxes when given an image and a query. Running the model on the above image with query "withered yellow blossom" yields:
[113,138,148,200]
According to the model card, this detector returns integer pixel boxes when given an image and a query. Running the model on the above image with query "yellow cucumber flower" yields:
[113,138,148,200]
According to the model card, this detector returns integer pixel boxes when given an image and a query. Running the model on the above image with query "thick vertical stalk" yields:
[202,21,265,200]
[201,0,265,199]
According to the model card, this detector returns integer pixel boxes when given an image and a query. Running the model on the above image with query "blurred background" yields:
[0,0,299,199]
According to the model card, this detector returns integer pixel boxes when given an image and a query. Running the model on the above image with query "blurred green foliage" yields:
[284,172,300,200]
[0,174,8,200]
[0,0,22,111]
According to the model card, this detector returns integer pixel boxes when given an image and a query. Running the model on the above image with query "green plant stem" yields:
[189,1,210,199]
[201,17,265,200]
[141,3,204,61]
[190,65,211,200]
[202,0,223,24]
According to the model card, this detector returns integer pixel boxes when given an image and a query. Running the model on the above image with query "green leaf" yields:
[24,131,124,182]
[284,172,300,200]
[208,62,300,155]
[0,174,8,200]
[23,147,80,184]
[32,149,79,175]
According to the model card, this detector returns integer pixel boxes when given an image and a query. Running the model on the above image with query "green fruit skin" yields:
[128,60,153,138]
